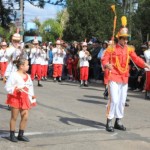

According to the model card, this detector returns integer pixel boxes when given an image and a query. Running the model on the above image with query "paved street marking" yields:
[0,127,105,138]
[111,133,118,136]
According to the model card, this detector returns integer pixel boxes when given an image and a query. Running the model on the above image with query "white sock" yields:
[85,80,88,84]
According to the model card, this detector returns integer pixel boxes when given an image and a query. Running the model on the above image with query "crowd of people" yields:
[0,19,150,142]
[0,34,150,91]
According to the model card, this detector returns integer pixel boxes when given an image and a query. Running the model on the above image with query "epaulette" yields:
[127,45,135,53]
[106,45,115,53]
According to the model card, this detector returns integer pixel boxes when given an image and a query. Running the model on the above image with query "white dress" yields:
[5,71,36,104]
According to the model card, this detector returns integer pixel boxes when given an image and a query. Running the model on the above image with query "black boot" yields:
[38,80,43,87]
[114,118,126,131]
[18,130,30,142]
[10,131,18,142]
[84,83,88,87]
[58,77,61,82]
[125,102,129,107]
[8,105,11,111]
[106,119,114,132]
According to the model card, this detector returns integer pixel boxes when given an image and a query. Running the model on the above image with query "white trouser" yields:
[107,81,128,119]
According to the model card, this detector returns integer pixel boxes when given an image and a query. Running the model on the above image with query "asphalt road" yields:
[0,79,150,150]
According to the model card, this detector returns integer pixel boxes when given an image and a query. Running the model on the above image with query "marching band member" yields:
[0,41,8,79]
[144,41,150,94]
[144,41,150,65]
[66,54,73,81]
[101,16,150,132]
[79,42,92,86]
[30,38,43,87]
[41,45,49,80]
[5,58,36,142]
[72,54,79,82]
[52,40,66,82]
[4,30,23,79]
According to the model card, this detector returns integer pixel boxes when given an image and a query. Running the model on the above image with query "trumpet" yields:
[85,50,90,56]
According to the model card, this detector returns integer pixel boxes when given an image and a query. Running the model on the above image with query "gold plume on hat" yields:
[121,16,127,27]
[111,5,116,14]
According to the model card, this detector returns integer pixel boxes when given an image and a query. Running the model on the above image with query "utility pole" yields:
[20,0,24,41]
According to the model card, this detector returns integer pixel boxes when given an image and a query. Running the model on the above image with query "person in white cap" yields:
[41,45,49,80]
[0,41,8,79]
[30,38,43,87]
[52,40,66,82]
[79,41,92,86]
[4,30,24,79]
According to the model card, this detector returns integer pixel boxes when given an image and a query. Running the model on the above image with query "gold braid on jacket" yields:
[115,45,135,73]
[107,45,134,73]
[115,51,129,73]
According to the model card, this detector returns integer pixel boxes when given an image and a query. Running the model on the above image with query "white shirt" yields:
[30,47,42,64]
[52,48,66,64]
[144,49,150,65]
[79,50,92,67]
[6,45,22,61]
[0,49,8,62]
[4,45,22,77]
[41,49,48,65]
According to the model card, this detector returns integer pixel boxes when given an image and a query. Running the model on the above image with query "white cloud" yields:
[24,2,62,22]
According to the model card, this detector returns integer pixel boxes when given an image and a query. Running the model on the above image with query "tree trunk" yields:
[0,0,6,27]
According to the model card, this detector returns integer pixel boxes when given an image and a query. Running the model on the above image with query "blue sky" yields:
[24,1,63,30]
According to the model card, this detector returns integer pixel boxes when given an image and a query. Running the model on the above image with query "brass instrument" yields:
[85,50,91,56]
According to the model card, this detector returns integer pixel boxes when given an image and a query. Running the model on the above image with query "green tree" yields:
[40,19,63,42]
[0,0,12,29]
[63,0,123,42]
[0,27,12,42]
[31,17,41,35]
[132,0,150,42]
[27,9,68,43]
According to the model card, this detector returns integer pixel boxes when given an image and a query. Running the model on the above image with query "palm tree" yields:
[30,9,68,42]
[31,17,41,35]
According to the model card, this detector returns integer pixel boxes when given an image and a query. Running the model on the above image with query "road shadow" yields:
[84,95,104,99]
[77,99,107,105]
[80,87,103,91]
[59,83,78,87]
[0,104,10,110]
[127,92,146,100]
[0,130,10,141]
[58,116,105,128]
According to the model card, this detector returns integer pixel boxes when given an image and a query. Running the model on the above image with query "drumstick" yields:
[20,89,36,99]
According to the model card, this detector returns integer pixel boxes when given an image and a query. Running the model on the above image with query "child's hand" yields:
[15,86,24,92]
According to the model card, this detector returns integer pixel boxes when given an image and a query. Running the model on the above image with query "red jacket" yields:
[101,44,145,83]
